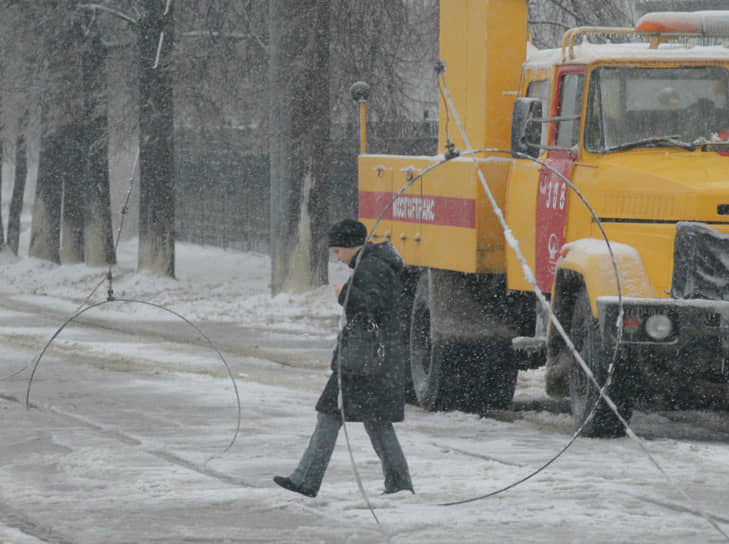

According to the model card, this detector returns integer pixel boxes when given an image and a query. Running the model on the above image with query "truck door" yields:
[536,66,585,292]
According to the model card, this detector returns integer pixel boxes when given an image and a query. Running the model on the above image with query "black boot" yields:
[383,485,415,495]
[273,476,317,498]
[383,474,415,495]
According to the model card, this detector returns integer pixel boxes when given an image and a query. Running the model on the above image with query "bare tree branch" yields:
[181,30,248,39]
[543,0,581,22]
[242,0,267,53]
[78,3,137,25]
[529,19,571,31]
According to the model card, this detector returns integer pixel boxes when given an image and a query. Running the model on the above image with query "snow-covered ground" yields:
[0,237,346,333]
[0,237,728,543]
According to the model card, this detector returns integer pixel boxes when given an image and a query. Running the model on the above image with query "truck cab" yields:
[356,3,729,437]
[510,14,729,436]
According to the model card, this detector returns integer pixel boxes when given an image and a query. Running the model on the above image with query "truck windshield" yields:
[585,65,729,153]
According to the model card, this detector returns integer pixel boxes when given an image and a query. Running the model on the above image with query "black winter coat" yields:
[316,242,406,422]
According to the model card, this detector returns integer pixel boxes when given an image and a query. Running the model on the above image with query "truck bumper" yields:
[596,296,729,384]
[597,296,729,408]
[597,296,729,348]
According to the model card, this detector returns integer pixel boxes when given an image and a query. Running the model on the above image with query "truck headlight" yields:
[645,314,673,340]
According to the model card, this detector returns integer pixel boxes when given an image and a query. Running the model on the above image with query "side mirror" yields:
[511,98,543,158]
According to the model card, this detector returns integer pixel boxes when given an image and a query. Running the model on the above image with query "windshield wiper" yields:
[604,135,697,153]
[700,141,729,152]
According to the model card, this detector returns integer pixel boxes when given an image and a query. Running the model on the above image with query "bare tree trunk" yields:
[29,126,63,263]
[83,29,115,267]
[60,121,85,264]
[58,16,87,265]
[137,0,175,277]
[7,133,26,256]
[0,140,4,252]
[29,3,84,264]
[269,0,331,295]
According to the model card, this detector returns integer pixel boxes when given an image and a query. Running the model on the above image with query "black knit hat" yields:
[327,219,367,248]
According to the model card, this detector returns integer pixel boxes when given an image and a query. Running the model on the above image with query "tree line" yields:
[0,0,633,292]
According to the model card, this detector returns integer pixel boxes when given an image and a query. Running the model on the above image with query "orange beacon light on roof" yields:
[636,10,729,36]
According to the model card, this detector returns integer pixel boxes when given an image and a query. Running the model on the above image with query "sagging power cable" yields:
[23,112,242,459]
[347,60,624,510]
[436,62,729,541]
[438,148,622,507]
[334,64,626,529]
[335,156,452,539]
[335,140,623,528]
[25,298,241,457]
[350,146,624,510]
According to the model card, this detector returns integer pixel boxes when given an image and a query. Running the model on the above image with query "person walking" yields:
[274,219,414,498]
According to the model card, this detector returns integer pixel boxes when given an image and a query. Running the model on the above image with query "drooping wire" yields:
[24,298,241,457]
[378,61,623,507]
[436,65,729,541]
[332,60,624,524]
[73,146,139,314]
[0,365,29,381]
[23,111,242,457]
[328,136,623,510]
[437,148,621,507]
[435,59,454,156]
[332,139,614,524]
[335,157,450,537]
[0,135,141,383]
[347,142,624,509]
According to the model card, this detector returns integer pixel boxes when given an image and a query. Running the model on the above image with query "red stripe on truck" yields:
[359,191,476,228]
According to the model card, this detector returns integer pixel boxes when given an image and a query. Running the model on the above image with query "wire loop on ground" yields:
[23,140,242,459]
[24,298,242,457]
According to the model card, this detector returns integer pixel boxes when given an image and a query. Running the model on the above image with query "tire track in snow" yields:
[0,393,256,489]
[0,499,74,544]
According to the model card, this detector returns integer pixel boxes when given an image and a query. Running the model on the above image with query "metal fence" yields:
[175,121,437,253]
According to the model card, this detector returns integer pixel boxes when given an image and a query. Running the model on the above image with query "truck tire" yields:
[567,287,633,438]
[459,342,518,412]
[409,273,518,412]
[410,273,454,410]
[398,267,420,404]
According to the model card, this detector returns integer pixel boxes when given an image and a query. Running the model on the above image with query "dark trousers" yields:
[289,412,413,495]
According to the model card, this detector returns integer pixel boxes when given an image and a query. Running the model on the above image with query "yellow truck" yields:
[354,1,729,437]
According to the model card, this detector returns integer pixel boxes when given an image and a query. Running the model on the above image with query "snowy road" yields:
[0,296,728,543]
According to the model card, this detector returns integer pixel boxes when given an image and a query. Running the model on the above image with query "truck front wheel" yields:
[567,287,633,438]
